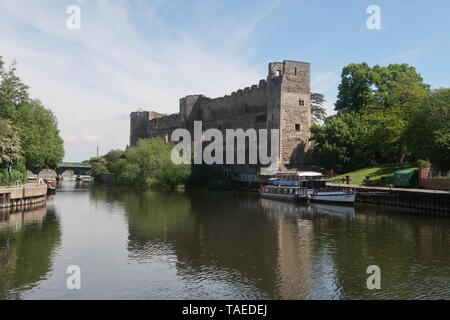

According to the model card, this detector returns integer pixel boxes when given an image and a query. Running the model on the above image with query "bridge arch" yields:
[56,162,92,176]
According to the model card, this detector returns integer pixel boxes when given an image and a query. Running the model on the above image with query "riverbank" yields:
[0,183,48,208]
[327,183,450,213]
[332,163,418,186]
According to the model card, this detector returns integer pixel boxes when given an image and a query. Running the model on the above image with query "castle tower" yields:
[267,60,311,169]
[130,110,154,146]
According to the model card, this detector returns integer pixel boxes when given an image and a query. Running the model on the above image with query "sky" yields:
[0,0,449,162]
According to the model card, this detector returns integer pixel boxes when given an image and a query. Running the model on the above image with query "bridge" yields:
[56,162,92,176]
[29,162,92,176]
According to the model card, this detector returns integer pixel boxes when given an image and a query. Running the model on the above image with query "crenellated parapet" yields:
[129,60,312,170]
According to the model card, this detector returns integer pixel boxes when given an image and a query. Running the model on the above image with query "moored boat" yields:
[308,189,356,204]
[260,185,308,201]
[45,180,56,195]
[261,171,356,205]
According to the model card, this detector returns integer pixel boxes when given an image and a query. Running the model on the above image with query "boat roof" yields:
[274,171,323,177]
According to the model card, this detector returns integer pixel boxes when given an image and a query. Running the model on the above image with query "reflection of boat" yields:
[308,202,356,217]
[259,197,355,219]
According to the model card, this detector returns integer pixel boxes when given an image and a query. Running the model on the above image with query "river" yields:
[1,180,449,300]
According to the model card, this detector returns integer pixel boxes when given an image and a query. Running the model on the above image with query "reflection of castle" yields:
[260,199,313,299]
[130,60,312,172]
[116,188,320,299]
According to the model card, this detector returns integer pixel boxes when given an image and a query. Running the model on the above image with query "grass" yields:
[332,162,418,186]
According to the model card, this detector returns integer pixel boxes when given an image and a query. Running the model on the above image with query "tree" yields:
[0,57,64,170]
[11,99,65,169]
[0,119,21,165]
[0,58,29,116]
[310,92,327,124]
[406,88,450,169]
[331,62,430,165]
[335,63,374,114]
[361,72,429,163]
[335,63,429,114]
[310,113,373,172]
[107,138,191,189]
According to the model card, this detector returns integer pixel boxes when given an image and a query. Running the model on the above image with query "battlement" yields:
[129,59,312,170]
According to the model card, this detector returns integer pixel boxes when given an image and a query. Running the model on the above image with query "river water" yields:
[1,180,449,300]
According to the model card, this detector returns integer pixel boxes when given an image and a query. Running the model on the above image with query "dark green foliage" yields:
[91,138,191,189]
[0,159,27,185]
[335,63,429,114]
[406,88,450,169]
[312,62,432,172]
[335,63,374,114]
[187,164,232,190]
[310,113,373,172]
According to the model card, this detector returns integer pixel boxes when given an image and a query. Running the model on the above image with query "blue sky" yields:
[1,0,449,161]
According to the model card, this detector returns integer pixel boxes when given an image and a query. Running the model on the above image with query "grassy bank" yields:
[331,163,418,186]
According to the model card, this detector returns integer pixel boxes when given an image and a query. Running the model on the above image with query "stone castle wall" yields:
[130,60,312,173]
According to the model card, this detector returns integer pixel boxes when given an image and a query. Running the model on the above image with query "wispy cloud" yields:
[380,48,422,65]
[0,0,278,161]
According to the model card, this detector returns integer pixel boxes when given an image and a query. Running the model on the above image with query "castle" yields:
[130,60,312,174]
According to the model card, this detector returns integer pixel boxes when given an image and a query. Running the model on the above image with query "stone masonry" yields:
[130,60,312,174]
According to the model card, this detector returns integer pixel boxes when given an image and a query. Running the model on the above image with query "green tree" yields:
[362,72,429,163]
[335,63,374,114]
[406,88,450,168]
[310,92,327,124]
[310,113,373,172]
[10,99,65,169]
[0,57,64,170]
[0,118,21,165]
[330,62,430,165]
[104,149,125,172]
[0,58,29,116]
[107,138,191,189]
[335,63,429,114]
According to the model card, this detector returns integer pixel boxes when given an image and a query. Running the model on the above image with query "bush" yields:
[0,160,27,185]
[105,138,191,189]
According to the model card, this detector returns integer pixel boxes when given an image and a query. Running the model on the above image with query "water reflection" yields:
[0,204,61,299]
[1,181,449,299]
[88,187,450,299]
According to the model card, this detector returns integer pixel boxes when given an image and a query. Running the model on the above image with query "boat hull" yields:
[309,192,356,204]
[260,192,308,201]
